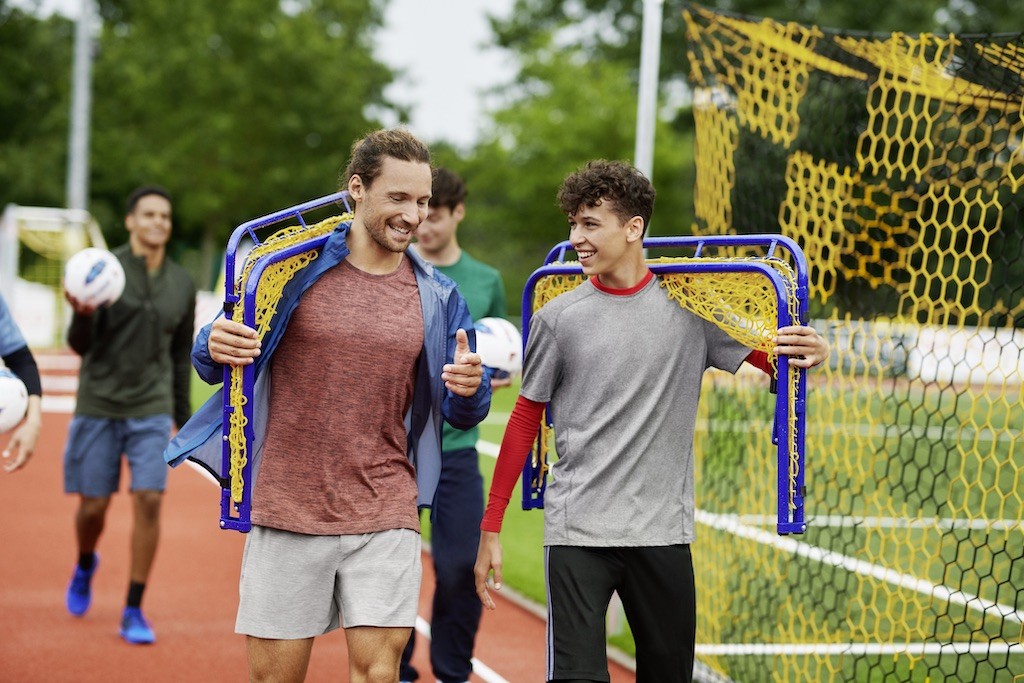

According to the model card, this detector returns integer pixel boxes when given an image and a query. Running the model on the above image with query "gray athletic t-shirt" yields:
[520,275,750,547]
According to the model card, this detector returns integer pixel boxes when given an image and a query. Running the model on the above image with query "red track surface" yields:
[1,401,637,682]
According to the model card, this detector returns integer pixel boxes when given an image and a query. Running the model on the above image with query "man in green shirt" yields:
[401,168,507,683]
[62,186,196,646]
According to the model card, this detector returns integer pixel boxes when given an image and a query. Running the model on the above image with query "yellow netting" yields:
[692,97,739,234]
[684,7,865,149]
[6,208,104,347]
[779,150,858,299]
[225,214,348,504]
[685,4,1024,680]
[530,255,804,510]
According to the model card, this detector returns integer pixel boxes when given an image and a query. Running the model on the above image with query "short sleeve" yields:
[518,313,561,404]
[703,316,752,374]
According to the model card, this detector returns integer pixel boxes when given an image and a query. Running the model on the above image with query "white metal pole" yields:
[66,0,95,211]
[634,0,664,180]
[0,206,17,302]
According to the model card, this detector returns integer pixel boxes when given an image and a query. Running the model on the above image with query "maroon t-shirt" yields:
[252,257,424,535]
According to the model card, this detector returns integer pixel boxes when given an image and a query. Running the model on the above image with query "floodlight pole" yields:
[66,0,96,211]
[634,0,664,181]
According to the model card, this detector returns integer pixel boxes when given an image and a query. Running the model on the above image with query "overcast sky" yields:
[26,0,517,148]
[377,0,516,148]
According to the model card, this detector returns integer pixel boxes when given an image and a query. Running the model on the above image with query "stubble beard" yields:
[367,215,409,254]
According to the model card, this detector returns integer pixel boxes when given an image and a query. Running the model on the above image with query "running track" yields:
[0,356,637,682]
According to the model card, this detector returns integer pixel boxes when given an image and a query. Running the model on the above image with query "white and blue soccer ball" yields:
[64,247,126,308]
[0,369,28,434]
[474,317,523,380]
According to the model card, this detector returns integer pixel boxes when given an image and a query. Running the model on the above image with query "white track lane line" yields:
[696,509,1024,624]
[41,395,76,413]
[696,641,1022,656]
[414,616,511,683]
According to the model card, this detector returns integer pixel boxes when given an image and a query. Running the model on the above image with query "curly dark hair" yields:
[341,128,431,190]
[557,160,655,233]
[430,167,468,211]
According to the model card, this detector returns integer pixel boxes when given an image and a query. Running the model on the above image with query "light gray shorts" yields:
[235,526,422,639]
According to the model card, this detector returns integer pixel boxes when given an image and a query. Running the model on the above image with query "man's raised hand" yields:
[443,328,483,396]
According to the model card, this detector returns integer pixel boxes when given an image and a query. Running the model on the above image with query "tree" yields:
[450,32,696,315]
[486,1,1024,134]
[0,2,74,209]
[489,0,1022,81]
[476,0,1024,317]
[86,0,398,284]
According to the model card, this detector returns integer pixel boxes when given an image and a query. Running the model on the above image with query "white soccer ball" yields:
[0,369,28,434]
[474,317,523,380]
[64,248,126,308]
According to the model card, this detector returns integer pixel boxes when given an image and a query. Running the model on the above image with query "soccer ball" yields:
[64,248,126,308]
[0,369,28,434]
[474,317,523,380]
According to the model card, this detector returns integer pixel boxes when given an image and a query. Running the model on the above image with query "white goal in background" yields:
[0,204,106,348]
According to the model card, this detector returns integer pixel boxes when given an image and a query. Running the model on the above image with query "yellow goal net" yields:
[685,4,1024,680]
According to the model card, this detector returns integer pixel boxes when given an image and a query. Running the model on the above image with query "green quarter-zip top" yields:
[68,243,196,427]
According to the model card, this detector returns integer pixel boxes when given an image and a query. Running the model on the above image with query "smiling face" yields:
[126,194,172,252]
[567,198,644,281]
[349,156,433,255]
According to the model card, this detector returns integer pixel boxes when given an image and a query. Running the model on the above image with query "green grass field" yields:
[471,375,1024,679]
[690,375,1024,682]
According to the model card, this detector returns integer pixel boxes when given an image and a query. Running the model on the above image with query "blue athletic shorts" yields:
[63,414,173,497]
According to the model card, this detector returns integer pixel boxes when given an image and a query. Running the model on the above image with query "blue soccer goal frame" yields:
[519,234,810,535]
[218,191,351,532]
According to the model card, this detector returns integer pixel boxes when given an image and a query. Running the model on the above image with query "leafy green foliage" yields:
[490,0,1015,86]
[8,0,1024,299]
[86,0,395,259]
[451,32,696,314]
[0,4,74,208]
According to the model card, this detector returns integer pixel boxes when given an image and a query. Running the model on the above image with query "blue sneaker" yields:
[120,606,156,645]
[65,555,98,617]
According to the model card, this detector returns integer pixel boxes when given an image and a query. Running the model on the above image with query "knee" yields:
[361,660,400,683]
[78,496,110,522]
[134,490,163,522]
[349,653,401,683]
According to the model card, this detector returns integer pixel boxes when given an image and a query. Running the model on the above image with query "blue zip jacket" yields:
[163,222,492,509]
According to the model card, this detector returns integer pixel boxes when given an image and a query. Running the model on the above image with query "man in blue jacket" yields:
[166,128,490,683]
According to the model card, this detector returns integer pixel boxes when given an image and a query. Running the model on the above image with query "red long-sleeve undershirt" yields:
[481,395,546,532]
[480,349,773,533]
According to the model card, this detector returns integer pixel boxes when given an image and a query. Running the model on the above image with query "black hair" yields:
[557,160,655,233]
[125,185,173,214]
